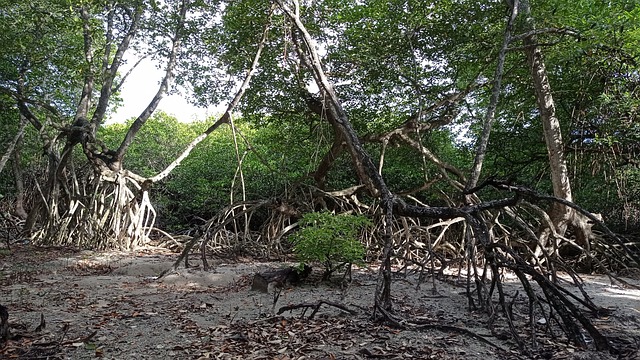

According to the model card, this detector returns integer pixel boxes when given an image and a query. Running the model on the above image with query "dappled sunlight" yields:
[598,286,640,303]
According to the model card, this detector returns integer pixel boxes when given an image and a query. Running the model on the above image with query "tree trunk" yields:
[17,2,189,249]
[520,1,594,255]
[275,0,395,310]
[12,134,28,220]
[466,1,519,190]
[0,304,8,342]
[0,115,27,177]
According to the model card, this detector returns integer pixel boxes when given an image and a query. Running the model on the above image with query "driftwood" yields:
[250,264,312,293]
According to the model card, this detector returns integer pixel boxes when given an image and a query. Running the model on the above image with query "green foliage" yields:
[98,114,306,229]
[290,211,371,279]
[99,112,200,177]
[3,0,640,239]
[163,122,241,223]
[0,0,89,116]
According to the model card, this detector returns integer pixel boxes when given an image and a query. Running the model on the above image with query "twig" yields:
[33,329,97,348]
[60,330,97,346]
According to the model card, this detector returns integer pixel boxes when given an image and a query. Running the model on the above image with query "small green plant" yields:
[290,211,371,280]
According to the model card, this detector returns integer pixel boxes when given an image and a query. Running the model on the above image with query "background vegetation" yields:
[1,0,639,350]
[0,0,637,243]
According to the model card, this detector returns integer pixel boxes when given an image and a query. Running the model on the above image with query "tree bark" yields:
[12,132,28,220]
[519,0,594,253]
[312,136,345,190]
[0,115,27,177]
[0,304,8,342]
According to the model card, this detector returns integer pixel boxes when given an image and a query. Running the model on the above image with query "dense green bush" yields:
[290,211,371,280]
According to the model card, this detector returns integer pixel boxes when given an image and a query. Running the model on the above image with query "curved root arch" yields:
[165,182,639,273]
[165,185,474,273]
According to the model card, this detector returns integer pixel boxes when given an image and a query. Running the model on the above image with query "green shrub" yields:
[290,211,371,280]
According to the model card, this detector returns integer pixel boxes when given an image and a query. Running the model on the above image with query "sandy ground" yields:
[1,245,639,359]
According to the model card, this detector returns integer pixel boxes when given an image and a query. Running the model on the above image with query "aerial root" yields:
[487,243,611,352]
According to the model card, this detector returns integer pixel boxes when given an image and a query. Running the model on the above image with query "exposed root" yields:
[153,181,636,353]
[375,304,507,353]
[30,173,155,250]
[277,300,358,320]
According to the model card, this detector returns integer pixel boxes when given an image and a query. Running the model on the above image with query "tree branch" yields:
[149,5,274,183]
[466,0,519,190]
[115,0,189,165]
[91,3,144,129]
[510,27,582,43]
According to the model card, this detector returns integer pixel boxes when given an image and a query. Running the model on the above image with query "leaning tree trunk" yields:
[466,1,518,191]
[0,115,27,177]
[519,0,594,256]
[275,0,396,311]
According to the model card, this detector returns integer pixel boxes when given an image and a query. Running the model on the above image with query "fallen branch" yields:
[277,300,357,320]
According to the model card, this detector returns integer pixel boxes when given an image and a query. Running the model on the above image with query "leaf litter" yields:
[1,245,639,359]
